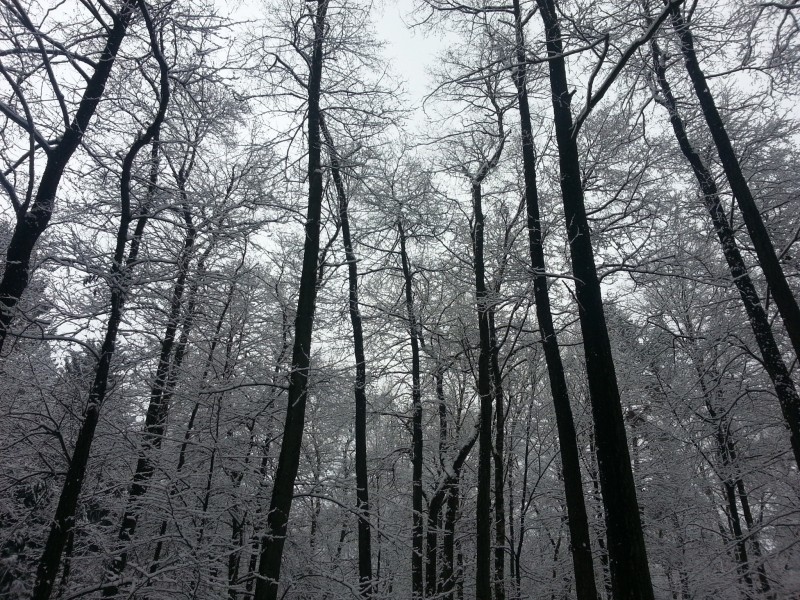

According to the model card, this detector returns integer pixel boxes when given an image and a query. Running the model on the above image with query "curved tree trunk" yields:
[30,9,168,593]
[104,197,198,596]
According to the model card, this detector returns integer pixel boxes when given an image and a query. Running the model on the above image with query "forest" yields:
[1,0,799,598]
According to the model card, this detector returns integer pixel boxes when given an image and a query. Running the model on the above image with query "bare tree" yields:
[252,2,329,599]
[320,113,374,599]
[0,0,139,352]
[509,1,599,597]
[666,0,800,365]
[534,0,656,597]
[649,23,800,471]
[29,2,169,595]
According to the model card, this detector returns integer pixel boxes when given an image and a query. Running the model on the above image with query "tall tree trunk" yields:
[489,310,506,600]
[426,367,449,598]
[252,3,328,597]
[736,479,770,594]
[472,178,495,600]
[650,36,800,470]
[0,0,137,352]
[465,95,506,600]
[149,248,247,574]
[535,2,655,597]
[510,2,599,598]
[33,148,128,596]
[30,10,168,592]
[397,221,425,600]
[666,1,800,367]
[320,115,374,599]
[104,196,198,596]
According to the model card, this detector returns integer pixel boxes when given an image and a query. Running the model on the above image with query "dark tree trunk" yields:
[464,95,506,600]
[32,151,127,598]
[253,3,328,597]
[667,1,800,365]
[104,198,197,596]
[442,476,463,600]
[535,2,655,598]
[472,178,495,600]
[320,115,374,599]
[428,428,478,599]
[736,479,770,594]
[489,310,506,600]
[148,251,246,574]
[651,36,800,469]
[55,528,75,598]
[30,11,169,592]
[510,2,599,598]
[723,477,753,589]
[426,367,449,598]
[397,221,425,600]
[0,0,137,352]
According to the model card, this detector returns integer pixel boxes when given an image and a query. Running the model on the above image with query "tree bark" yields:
[0,0,137,352]
[667,1,800,365]
[320,114,374,599]
[510,2,599,598]
[252,3,328,597]
[535,2,655,598]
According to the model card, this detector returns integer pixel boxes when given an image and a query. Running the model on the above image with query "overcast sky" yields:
[373,0,446,105]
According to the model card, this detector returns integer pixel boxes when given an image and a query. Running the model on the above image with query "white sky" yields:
[372,0,446,104]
